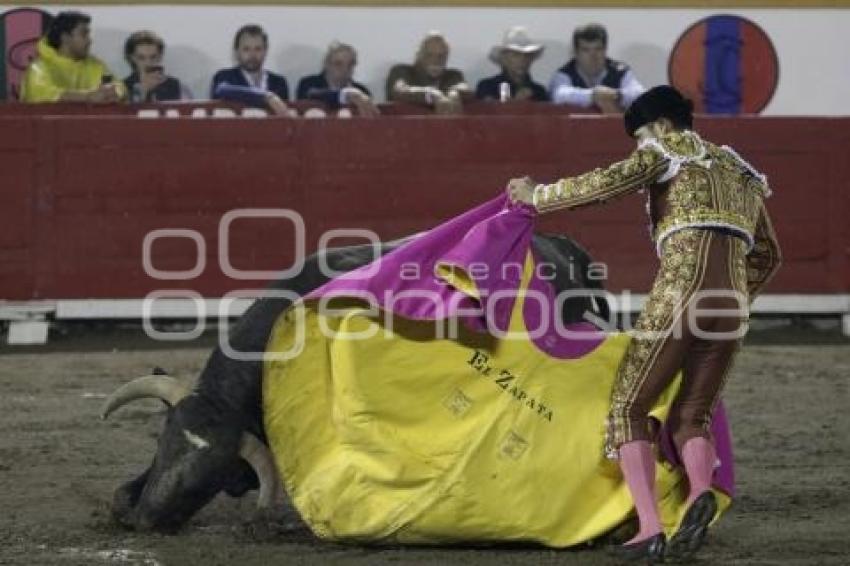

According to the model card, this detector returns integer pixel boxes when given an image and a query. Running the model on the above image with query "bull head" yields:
[101,373,279,531]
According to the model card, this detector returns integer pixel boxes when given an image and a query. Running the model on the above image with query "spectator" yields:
[211,24,289,115]
[297,41,379,117]
[20,11,125,103]
[385,32,471,114]
[123,31,190,103]
[476,26,548,102]
[549,23,644,113]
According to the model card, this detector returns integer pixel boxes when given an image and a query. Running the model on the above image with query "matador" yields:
[508,85,781,562]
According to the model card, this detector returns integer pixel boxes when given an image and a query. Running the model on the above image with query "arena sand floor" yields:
[0,325,848,566]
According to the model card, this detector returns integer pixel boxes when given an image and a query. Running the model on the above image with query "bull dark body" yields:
[112,233,608,531]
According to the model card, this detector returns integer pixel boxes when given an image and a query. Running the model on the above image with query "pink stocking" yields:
[682,436,716,505]
[619,440,662,544]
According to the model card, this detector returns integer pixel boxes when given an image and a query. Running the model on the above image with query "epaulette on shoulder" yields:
[719,144,772,197]
[638,130,708,182]
[657,130,706,159]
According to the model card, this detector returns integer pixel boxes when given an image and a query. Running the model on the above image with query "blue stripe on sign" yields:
[704,15,741,114]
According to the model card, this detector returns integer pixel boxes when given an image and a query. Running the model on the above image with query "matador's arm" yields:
[533,146,671,213]
[746,200,782,299]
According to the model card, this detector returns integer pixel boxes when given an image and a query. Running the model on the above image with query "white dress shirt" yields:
[549,65,644,108]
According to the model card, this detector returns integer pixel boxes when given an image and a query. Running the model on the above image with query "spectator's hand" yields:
[596,99,622,114]
[140,66,166,97]
[433,95,453,114]
[507,176,536,206]
[434,89,463,115]
[592,86,618,103]
[265,93,290,116]
[343,88,380,118]
[87,83,121,104]
[514,87,534,101]
[592,86,622,114]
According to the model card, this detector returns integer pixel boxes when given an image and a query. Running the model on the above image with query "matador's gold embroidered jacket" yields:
[532,129,782,297]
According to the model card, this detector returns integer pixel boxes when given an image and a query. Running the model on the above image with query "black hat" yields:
[624,85,694,137]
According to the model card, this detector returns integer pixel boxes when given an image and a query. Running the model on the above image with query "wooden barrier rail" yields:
[1,106,847,306]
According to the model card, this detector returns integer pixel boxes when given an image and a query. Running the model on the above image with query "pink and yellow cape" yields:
[263,194,734,546]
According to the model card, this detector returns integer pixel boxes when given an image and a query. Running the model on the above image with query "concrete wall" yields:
[5,4,849,114]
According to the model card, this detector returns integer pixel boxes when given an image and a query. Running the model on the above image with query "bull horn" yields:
[239,433,280,509]
[100,375,192,420]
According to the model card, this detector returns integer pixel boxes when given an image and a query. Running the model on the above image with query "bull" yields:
[102,232,608,532]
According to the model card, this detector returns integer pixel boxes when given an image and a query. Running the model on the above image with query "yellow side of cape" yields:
[263,251,729,546]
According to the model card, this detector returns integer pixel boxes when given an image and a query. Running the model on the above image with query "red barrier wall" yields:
[1,109,848,300]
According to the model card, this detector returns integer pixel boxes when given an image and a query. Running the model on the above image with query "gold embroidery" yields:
[654,212,755,241]
[530,129,781,459]
[655,129,706,158]
[604,230,714,458]
[533,146,670,212]
[650,132,768,254]
[745,201,782,299]
[533,131,776,266]
[603,229,759,459]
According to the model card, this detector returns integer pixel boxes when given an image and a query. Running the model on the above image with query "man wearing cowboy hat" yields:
[549,23,644,113]
[477,26,548,102]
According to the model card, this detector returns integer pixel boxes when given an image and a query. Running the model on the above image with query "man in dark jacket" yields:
[476,26,548,102]
[210,24,289,114]
[549,23,644,113]
[123,30,189,102]
[296,41,379,117]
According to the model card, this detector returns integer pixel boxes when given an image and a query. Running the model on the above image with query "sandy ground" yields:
[0,326,848,565]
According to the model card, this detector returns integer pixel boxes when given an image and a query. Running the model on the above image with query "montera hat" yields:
[624,85,694,137]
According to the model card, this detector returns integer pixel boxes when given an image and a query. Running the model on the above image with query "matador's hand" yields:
[507,176,536,207]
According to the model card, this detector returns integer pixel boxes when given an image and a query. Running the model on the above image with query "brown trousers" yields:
[605,228,749,459]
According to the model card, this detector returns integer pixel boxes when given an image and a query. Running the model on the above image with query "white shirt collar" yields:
[240,68,268,91]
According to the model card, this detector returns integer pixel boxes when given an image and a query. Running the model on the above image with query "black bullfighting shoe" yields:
[667,491,718,559]
[607,532,666,563]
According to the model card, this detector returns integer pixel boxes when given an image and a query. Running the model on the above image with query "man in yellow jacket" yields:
[21,11,125,103]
